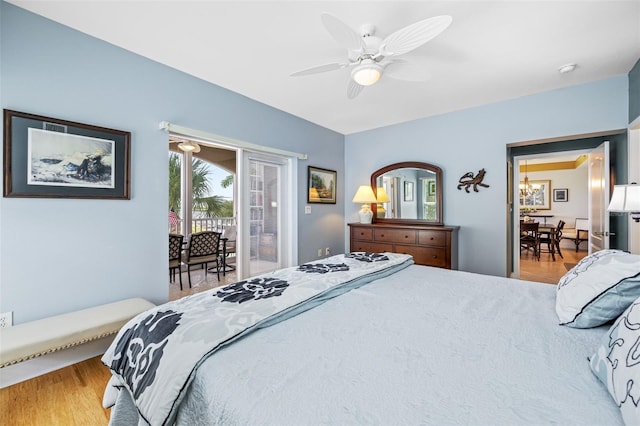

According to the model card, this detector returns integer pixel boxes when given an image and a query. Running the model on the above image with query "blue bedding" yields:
[107,259,622,425]
[103,252,413,425]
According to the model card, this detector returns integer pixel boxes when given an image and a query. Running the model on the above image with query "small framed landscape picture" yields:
[553,188,568,202]
[308,166,336,204]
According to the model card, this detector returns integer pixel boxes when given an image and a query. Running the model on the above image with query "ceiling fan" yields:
[291,13,453,99]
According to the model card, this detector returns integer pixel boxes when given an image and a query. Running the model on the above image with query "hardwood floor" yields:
[0,356,111,426]
[0,268,236,426]
[519,245,587,284]
[0,252,585,424]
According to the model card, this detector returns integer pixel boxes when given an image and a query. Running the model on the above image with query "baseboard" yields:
[0,336,114,389]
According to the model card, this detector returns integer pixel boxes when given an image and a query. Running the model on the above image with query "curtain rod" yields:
[159,121,307,160]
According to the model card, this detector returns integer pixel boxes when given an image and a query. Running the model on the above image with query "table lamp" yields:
[608,183,640,222]
[376,187,390,218]
[352,185,377,224]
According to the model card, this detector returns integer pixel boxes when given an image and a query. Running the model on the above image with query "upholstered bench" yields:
[0,298,155,368]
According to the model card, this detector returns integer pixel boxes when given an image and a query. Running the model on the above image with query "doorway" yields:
[514,151,591,283]
[167,128,300,292]
[507,130,628,282]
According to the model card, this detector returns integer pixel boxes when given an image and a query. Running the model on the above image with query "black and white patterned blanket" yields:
[102,252,413,425]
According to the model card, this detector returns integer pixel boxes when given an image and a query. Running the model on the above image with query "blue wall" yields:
[0,2,345,323]
[345,77,629,277]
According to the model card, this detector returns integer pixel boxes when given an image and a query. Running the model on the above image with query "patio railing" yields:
[169,217,235,235]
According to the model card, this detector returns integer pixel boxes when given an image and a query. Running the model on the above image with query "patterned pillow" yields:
[556,249,640,328]
[589,297,640,425]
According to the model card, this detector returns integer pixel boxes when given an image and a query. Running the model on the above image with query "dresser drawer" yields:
[374,228,416,244]
[351,227,373,241]
[348,222,458,270]
[418,230,447,247]
[351,241,393,253]
[396,244,447,268]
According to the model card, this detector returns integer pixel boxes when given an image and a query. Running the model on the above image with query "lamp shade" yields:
[352,186,377,203]
[376,187,390,203]
[352,185,376,224]
[608,184,640,222]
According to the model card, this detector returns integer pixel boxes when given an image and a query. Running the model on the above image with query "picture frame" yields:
[3,109,130,199]
[427,180,436,196]
[519,179,550,210]
[307,166,336,204]
[553,188,568,202]
[404,181,414,201]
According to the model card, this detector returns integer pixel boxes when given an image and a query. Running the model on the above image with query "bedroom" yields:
[1,1,639,424]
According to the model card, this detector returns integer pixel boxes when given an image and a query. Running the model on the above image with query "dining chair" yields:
[182,231,222,288]
[561,218,589,252]
[169,234,184,290]
[554,220,566,259]
[538,220,567,261]
[520,221,540,260]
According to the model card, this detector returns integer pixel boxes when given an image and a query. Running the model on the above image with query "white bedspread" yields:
[168,265,621,425]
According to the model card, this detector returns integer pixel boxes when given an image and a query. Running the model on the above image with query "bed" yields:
[102,251,640,425]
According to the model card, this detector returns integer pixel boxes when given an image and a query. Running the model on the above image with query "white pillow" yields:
[556,249,640,328]
[589,297,640,425]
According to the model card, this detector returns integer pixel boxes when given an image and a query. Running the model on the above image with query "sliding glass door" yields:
[238,150,295,278]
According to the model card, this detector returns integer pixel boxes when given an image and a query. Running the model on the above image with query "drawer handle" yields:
[432,255,438,259]
[380,233,385,237]
[404,235,409,239]
[430,237,435,240]
[360,232,365,236]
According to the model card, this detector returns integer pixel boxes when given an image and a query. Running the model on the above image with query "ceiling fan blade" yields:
[290,62,348,77]
[347,79,364,99]
[321,13,365,51]
[380,15,452,57]
[383,59,432,82]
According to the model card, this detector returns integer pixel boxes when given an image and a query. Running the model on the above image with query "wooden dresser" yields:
[348,222,459,269]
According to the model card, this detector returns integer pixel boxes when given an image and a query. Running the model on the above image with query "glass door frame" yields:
[236,148,297,279]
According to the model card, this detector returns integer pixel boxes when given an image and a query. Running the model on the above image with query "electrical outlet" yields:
[325,247,331,256]
[317,248,323,257]
[0,312,13,328]
[305,206,311,215]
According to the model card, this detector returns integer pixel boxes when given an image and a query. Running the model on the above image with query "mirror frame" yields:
[371,161,444,226]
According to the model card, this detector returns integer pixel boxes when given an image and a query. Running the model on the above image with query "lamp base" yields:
[376,204,386,219]
[358,204,373,224]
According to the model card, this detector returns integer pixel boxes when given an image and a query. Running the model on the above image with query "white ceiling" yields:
[7,1,640,135]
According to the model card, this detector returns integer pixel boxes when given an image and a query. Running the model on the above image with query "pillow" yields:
[589,297,640,425]
[556,249,640,328]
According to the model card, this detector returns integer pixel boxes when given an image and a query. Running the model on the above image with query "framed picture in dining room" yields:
[519,179,550,210]
[3,109,131,199]
[553,188,568,202]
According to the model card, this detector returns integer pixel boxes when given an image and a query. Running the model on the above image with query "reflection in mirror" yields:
[371,162,443,225]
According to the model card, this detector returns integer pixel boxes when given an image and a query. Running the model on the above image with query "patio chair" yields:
[169,233,184,290]
[220,225,236,274]
[561,218,588,252]
[182,231,222,288]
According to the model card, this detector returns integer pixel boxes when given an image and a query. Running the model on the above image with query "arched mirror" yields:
[371,161,443,225]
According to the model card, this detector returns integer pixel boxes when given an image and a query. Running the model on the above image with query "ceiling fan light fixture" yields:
[351,61,383,86]
[178,140,201,153]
